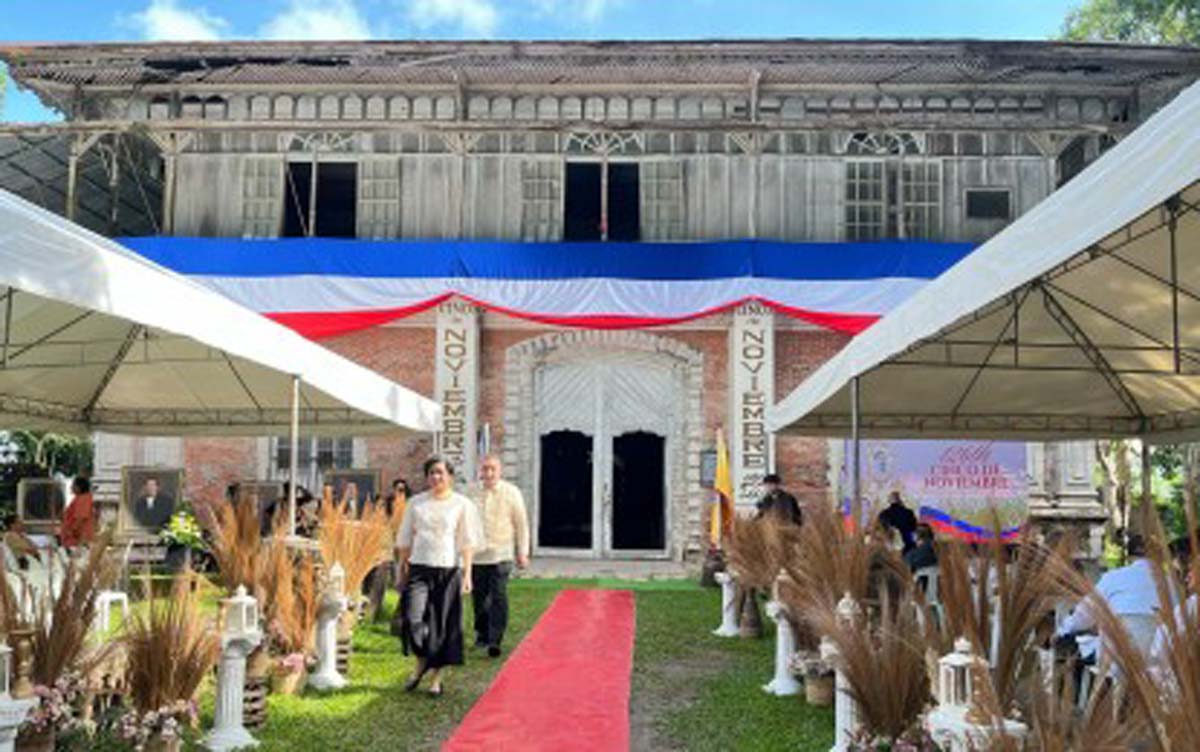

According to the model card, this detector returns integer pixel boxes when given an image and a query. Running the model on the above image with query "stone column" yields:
[435,301,481,480]
[824,594,863,752]
[763,600,801,696]
[308,592,349,691]
[712,571,740,637]
[728,303,775,508]
[206,638,261,751]
[0,698,35,752]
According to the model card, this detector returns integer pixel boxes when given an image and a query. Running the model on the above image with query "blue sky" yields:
[2,0,1080,122]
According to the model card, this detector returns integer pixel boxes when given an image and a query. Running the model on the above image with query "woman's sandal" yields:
[403,668,427,692]
[427,684,444,698]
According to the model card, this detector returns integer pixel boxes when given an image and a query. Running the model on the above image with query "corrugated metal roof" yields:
[5,39,1200,92]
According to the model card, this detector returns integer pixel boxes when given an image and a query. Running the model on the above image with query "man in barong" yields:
[468,455,530,658]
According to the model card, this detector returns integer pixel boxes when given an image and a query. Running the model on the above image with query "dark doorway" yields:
[564,163,602,241]
[282,162,358,238]
[607,163,641,242]
[562,162,641,241]
[611,431,665,550]
[538,430,593,549]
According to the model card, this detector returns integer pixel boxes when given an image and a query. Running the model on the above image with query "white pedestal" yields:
[762,600,801,696]
[308,594,348,691]
[927,707,1028,752]
[0,696,36,752]
[93,590,130,635]
[205,631,262,752]
[821,637,860,752]
[712,572,740,637]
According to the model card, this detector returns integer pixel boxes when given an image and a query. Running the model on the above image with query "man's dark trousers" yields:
[472,562,512,649]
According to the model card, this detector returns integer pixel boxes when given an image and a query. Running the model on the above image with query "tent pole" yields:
[1140,438,1153,545]
[289,375,300,538]
[851,375,861,533]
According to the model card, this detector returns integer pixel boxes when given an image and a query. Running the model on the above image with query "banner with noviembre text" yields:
[839,439,1029,542]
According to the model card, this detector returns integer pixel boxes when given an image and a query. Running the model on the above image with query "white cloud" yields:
[408,0,499,37]
[128,0,228,41]
[260,0,374,40]
[530,0,619,24]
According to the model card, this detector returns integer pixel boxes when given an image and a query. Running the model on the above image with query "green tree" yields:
[1062,0,1200,44]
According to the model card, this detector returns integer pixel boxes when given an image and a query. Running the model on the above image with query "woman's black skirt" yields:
[400,564,464,669]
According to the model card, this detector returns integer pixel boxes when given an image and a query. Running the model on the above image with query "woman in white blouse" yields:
[395,456,480,696]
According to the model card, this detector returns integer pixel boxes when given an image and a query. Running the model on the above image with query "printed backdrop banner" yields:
[839,439,1029,541]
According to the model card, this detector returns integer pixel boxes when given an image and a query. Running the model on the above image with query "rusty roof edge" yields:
[4,38,1200,63]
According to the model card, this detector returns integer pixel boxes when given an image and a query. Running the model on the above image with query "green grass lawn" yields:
[229,578,832,751]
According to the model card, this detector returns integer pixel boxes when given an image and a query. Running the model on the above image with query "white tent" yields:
[0,187,440,436]
[0,187,441,534]
[769,79,1200,444]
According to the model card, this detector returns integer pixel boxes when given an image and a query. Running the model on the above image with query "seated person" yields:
[1055,534,1163,664]
[904,523,938,572]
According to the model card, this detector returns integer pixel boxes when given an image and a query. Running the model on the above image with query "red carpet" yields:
[443,589,635,752]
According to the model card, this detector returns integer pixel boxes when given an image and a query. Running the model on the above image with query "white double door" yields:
[534,355,675,558]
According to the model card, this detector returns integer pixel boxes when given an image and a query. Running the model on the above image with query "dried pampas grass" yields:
[777,500,897,622]
[209,495,270,595]
[124,571,219,713]
[28,528,118,685]
[317,488,391,596]
[812,592,930,740]
[262,542,319,656]
[725,515,796,590]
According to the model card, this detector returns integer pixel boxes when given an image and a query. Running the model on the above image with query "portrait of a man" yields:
[120,467,183,537]
[325,469,381,514]
[17,478,66,532]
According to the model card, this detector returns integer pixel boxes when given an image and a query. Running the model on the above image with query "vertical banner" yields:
[729,303,775,507]
[838,439,1029,541]
[435,301,480,480]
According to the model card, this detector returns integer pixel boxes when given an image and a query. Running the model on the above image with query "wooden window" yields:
[520,160,563,241]
[845,160,942,241]
[641,161,685,240]
[241,157,284,238]
[357,158,401,239]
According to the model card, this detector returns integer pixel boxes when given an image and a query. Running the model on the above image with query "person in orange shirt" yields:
[60,476,95,549]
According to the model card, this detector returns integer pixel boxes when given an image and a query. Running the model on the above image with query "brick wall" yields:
[183,437,258,524]
[180,320,849,536]
[774,329,852,501]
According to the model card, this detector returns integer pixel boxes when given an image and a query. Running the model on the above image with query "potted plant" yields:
[791,651,835,707]
[115,699,199,752]
[159,506,206,573]
[262,543,318,696]
[17,675,82,752]
[317,491,392,677]
[120,574,218,752]
[847,728,943,751]
[8,532,117,751]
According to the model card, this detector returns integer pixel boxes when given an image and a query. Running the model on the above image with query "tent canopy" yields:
[769,79,1200,442]
[0,188,441,436]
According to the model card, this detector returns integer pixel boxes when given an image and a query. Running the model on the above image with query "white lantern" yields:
[223,585,258,637]
[328,562,346,597]
[0,642,10,699]
[938,637,979,709]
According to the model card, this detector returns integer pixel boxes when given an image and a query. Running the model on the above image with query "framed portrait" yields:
[17,478,66,533]
[324,469,382,514]
[231,481,284,536]
[120,467,184,539]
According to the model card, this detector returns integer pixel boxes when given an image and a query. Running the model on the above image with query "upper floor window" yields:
[845,159,942,241]
[282,161,358,238]
[563,162,641,242]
